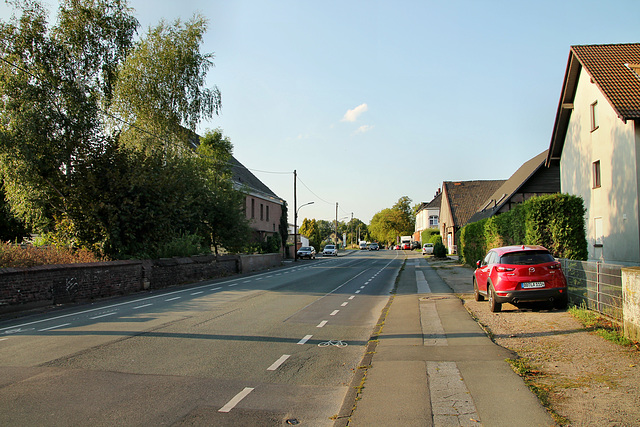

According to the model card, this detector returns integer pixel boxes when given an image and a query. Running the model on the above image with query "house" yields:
[439,180,505,254]
[229,156,285,244]
[414,189,442,243]
[546,43,640,265]
[468,150,560,223]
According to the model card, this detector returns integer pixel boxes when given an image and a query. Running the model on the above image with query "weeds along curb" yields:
[332,259,405,427]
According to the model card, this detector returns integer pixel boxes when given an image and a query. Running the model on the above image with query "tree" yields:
[299,218,322,251]
[279,201,289,256]
[0,0,138,232]
[109,14,221,155]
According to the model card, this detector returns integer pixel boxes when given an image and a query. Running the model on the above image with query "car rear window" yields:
[325,245,335,249]
[500,250,555,265]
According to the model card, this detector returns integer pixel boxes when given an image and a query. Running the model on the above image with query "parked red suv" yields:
[473,245,568,312]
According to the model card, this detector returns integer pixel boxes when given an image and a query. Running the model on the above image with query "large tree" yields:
[369,196,415,246]
[0,0,138,231]
[109,14,221,155]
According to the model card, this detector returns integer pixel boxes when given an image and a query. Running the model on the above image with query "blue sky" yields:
[2,1,639,224]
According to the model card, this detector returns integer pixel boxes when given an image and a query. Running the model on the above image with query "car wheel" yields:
[473,277,484,302]
[488,284,502,313]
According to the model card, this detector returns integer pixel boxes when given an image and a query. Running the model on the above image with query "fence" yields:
[560,259,623,321]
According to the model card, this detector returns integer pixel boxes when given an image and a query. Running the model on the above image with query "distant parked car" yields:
[297,246,316,259]
[473,245,568,312]
[402,243,410,250]
[368,243,379,251]
[412,241,421,250]
[394,245,401,250]
[322,244,338,256]
[422,243,434,255]
[359,241,368,250]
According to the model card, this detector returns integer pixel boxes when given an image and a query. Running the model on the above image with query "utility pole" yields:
[335,202,338,245]
[293,170,297,261]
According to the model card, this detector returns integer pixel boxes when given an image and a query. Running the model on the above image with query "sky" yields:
[2,0,640,224]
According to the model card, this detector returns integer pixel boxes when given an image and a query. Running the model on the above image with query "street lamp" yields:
[294,201,314,261]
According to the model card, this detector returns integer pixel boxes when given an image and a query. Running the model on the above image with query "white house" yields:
[414,190,441,243]
[546,44,640,265]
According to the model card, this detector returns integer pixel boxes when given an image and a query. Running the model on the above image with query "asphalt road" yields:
[0,250,401,426]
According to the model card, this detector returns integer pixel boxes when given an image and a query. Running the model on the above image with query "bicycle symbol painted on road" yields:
[2,327,35,335]
[318,340,348,348]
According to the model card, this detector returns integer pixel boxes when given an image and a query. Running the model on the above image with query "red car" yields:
[473,245,568,312]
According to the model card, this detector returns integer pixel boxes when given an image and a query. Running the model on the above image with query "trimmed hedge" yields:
[421,228,441,245]
[460,194,588,267]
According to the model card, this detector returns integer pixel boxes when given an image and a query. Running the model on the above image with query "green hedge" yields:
[459,194,588,267]
[421,228,441,245]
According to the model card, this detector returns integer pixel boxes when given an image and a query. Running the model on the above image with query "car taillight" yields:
[549,263,561,270]
[496,266,515,272]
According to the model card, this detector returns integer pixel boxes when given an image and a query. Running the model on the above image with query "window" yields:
[594,217,603,247]
[260,203,264,220]
[592,160,601,188]
[266,205,270,221]
[590,101,598,131]
[251,199,255,218]
[429,215,439,227]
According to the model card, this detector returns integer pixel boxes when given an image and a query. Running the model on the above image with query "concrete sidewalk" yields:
[345,254,554,426]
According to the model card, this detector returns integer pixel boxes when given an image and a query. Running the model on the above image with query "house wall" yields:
[245,195,283,241]
[439,190,455,253]
[561,67,640,264]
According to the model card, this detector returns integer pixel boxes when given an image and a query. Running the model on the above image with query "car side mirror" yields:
[476,260,481,267]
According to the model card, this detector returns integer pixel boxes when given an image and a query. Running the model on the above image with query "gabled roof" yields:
[443,180,505,227]
[547,43,640,165]
[469,150,552,223]
[229,156,283,204]
[416,191,442,213]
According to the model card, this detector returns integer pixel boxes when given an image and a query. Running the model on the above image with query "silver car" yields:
[297,246,316,259]
[322,244,338,256]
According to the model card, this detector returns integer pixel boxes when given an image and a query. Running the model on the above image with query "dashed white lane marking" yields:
[133,303,153,310]
[267,354,290,371]
[90,312,117,320]
[38,323,71,331]
[330,310,340,316]
[317,320,328,328]
[355,290,361,294]
[191,291,204,295]
[165,297,181,302]
[428,361,480,424]
[416,270,432,294]
[219,387,254,413]
[341,302,348,307]
[210,287,222,291]
[349,296,355,300]
[298,335,313,345]
[360,286,366,289]
[243,280,251,283]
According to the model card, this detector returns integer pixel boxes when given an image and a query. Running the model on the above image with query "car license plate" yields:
[521,281,545,289]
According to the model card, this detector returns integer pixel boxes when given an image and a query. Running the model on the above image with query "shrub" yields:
[433,241,447,258]
[155,233,210,258]
[459,194,588,267]
[0,243,103,268]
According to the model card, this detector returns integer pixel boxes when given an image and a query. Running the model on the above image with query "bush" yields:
[0,243,103,268]
[459,194,588,267]
[155,233,210,258]
[433,241,447,258]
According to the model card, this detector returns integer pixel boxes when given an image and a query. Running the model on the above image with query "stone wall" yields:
[0,253,281,315]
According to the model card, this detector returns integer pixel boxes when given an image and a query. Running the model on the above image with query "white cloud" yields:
[355,125,374,134]
[341,103,368,122]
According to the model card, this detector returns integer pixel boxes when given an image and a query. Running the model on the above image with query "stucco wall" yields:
[561,67,640,264]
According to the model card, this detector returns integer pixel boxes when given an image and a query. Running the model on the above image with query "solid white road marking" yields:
[219,387,254,413]
[38,323,71,331]
[90,312,117,320]
[330,310,339,316]
[298,334,313,345]
[317,320,328,328]
[267,354,290,371]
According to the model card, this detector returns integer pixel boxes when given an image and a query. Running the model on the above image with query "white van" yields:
[359,241,367,250]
